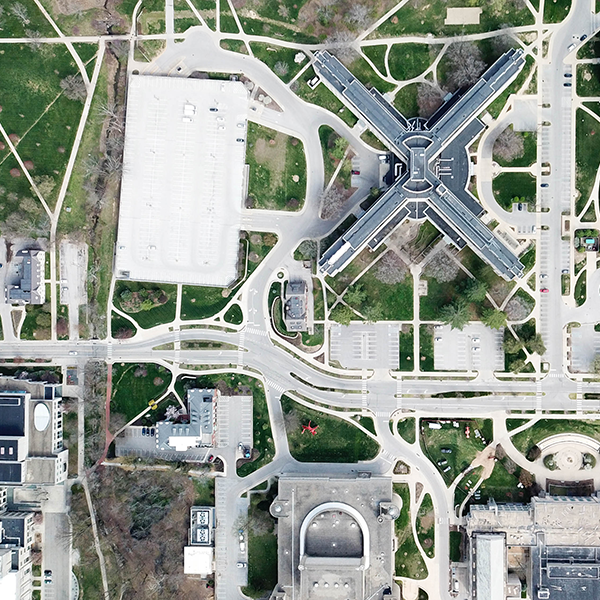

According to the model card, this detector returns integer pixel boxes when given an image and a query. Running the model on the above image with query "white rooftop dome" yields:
[33,402,50,432]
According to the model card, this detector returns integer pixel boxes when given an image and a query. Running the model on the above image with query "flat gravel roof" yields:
[115,75,248,287]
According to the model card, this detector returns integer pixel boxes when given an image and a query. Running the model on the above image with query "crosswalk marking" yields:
[237,330,246,368]
[536,380,543,412]
[396,377,403,409]
[246,326,268,337]
[577,380,583,414]
[361,370,368,408]
[266,379,286,394]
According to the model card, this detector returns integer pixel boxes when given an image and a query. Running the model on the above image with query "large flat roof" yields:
[115,75,248,287]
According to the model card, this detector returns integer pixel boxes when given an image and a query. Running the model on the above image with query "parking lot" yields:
[433,323,503,372]
[330,323,399,369]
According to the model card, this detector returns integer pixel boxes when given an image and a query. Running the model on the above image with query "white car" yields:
[236,562,247,569]
[471,337,480,343]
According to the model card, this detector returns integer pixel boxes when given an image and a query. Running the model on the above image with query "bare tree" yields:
[423,250,460,282]
[326,31,357,64]
[274,61,289,77]
[11,3,30,26]
[25,29,42,51]
[493,126,524,163]
[60,74,87,102]
[348,4,370,28]
[319,185,346,220]
[444,42,486,89]
[417,82,446,118]
[375,251,408,284]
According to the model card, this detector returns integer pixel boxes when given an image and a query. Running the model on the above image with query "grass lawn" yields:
[246,122,306,211]
[420,418,493,485]
[360,129,388,151]
[174,15,202,33]
[578,33,600,59]
[344,270,413,321]
[575,109,600,215]
[250,42,306,83]
[543,0,572,22]
[420,271,469,321]
[577,64,600,97]
[449,530,462,562]
[111,313,137,339]
[238,15,317,43]
[493,130,537,167]
[0,0,58,37]
[220,38,248,54]
[487,56,535,119]
[454,466,484,508]
[416,493,435,558]
[220,7,239,33]
[302,324,324,348]
[281,395,379,462]
[111,363,172,421]
[475,459,533,505]
[394,483,428,579]
[507,418,530,431]
[113,281,176,329]
[326,246,386,295]
[20,304,52,340]
[347,56,395,93]
[319,125,346,185]
[575,270,587,307]
[511,419,600,457]
[371,0,533,38]
[294,68,358,127]
[399,325,415,371]
[397,417,416,443]
[393,83,419,118]
[193,477,215,506]
[362,45,387,75]
[313,278,325,320]
[242,483,278,599]
[0,43,84,211]
[493,172,537,211]
[459,247,513,302]
[181,285,234,320]
[388,43,441,81]
[419,324,435,371]
[224,303,243,325]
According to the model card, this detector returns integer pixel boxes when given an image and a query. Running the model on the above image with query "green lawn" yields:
[419,324,434,371]
[224,303,243,325]
[577,64,600,97]
[193,477,215,506]
[362,45,387,75]
[399,326,415,371]
[370,0,533,37]
[113,281,176,329]
[493,172,537,211]
[506,418,530,431]
[388,43,441,81]
[220,38,248,54]
[181,285,234,320]
[394,483,428,579]
[242,483,279,599]
[250,43,306,83]
[246,122,306,211]
[449,530,462,562]
[416,493,435,558]
[578,33,600,59]
[111,313,137,339]
[397,417,416,443]
[544,0,571,23]
[294,67,358,127]
[347,56,395,93]
[476,459,534,505]
[20,304,52,340]
[281,395,379,462]
[575,109,600,216]
[0,0,58,37]
[111,363,172,421]
[238,16,318,43]
[420,418,493,485]
[487,56,535,119]
[313,278,325,320]
[319,125,345,185]
[511,420,600,457]
[575,270,587,307]
[344,271,413,321]
[219,8,239,33]
[393,83,419,118]
[420,271,470,321]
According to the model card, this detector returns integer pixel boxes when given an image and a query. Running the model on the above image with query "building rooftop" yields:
[314,49,525,281]
[115,75,249,287]
[7,250,45,305]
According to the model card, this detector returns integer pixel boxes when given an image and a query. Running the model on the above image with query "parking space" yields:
[433,323,503,372]
[330,323,399,369]
[570,324,600,373]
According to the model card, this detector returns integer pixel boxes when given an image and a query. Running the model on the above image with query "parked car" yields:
[141,427,147,436]
[237,562,247,569]
[581,34,588,41]
[562,269,569,274]
[351,170,360,175]
[541,183,549,188]
[564,82,572,87]
[564,73,573,78]
[44,570,52,584]
[541,288,549,293]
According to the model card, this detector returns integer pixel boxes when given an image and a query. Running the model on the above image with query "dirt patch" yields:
[422,537,433,548]
[23,161,34,171]
[0,142,5,150]
[57,146,65,153]
[52,0,104,15]
[8,133,19,143]
[153,377,164,386]
[253,132,287,188]
[420,512,435,531]
[9,168,21,178]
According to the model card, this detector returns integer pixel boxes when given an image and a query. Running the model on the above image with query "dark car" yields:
[581,34,588,41]
[209,107,218,112]
[141,427,147,436]
[150,427,155,437]
[541,183,549,188]
[564,73,573,77]
[564,82,572,87]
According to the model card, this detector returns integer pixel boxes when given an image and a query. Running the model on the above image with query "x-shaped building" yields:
[314,49,527,281]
